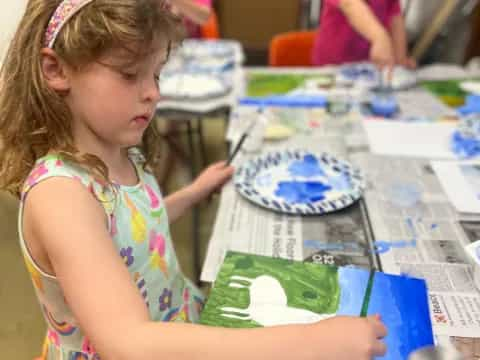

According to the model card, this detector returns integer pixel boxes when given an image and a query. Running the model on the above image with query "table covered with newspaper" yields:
[201,65,480,358]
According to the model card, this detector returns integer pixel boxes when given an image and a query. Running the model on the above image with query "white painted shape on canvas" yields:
[220,275,334,326]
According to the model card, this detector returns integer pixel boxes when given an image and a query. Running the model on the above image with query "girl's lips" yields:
[133,116,150,126]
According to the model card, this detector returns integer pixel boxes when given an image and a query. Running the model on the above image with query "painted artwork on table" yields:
[247,73,334,97]
[234,149,365,215]
[421,79,469,107]
[200,251,434,360]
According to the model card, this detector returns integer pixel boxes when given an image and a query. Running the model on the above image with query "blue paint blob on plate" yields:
[288,154,326,177]
[234,149,365,215]
[275,181,332,204]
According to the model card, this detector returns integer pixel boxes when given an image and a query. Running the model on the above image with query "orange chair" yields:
[269,31,316,67]
[200,10,220,39]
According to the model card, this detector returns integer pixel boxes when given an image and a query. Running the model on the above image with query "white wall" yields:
[0,1,28,62]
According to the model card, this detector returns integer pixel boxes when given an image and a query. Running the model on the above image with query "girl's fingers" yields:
[366,315,387,338]
[371,340,387,356]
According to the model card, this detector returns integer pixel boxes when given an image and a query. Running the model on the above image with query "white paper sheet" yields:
[432,161,480,214]
[363,120,457,159]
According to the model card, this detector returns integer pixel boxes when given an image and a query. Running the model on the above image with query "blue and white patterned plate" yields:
[234,149,365,215]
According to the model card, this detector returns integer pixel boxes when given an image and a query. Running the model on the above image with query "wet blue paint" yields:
[368,272,434,360]
[451,131,480,158]
[374,240,417,254]
[370,95,398,118]
[287,155,325,177]
[457,94,480,116]
[374,217,417,254]
[334,267,434,359]
[275,181,332,204]
[328,173,351,191]
[337,267,370,316]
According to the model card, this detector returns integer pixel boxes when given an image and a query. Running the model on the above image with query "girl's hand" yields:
[369,33,395,70]
[189,162,234,201]
[398,56,417,69]
[309,315,387,360]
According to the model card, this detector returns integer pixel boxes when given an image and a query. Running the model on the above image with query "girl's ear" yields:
[40,48,71,92]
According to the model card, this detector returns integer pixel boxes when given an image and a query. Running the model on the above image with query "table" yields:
[202,65,480,358]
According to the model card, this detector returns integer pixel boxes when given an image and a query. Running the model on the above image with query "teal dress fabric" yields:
[18,149,204,359]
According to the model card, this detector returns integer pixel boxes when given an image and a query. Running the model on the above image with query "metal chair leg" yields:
[197,117,208,168]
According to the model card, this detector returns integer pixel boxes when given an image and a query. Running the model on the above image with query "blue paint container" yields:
[370,94,398,118]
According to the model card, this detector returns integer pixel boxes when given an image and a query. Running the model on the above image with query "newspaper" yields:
[201,183,377,282]
[202,94,480,351]
[349,153,480,339]
[395,88,457,120]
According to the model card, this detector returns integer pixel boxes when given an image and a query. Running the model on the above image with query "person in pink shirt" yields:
[168,0,212,38]
[312,0,416,69]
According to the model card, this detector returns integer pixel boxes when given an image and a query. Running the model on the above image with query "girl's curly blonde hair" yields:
[0,0,184,197]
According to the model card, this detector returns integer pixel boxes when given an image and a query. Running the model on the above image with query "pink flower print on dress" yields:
[181,287,191,322]
[27,163,48,187]
[145,183,164,220]
[110,213,118,237]
[82,337,98,355]
[149,230,168,278]
[47,329,60,346]
[124,193,147,243]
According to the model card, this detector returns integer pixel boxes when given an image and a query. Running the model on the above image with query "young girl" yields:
[0,1,387,359]
[312,0,416,69]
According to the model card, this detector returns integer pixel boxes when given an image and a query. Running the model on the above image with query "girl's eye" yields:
[121,72,138,81]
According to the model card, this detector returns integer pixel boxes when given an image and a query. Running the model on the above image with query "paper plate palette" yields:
[337,63,378,88]
[234,149,365,215]
[159,72,231,100]
[185,57,234,73]
[181,39,236,59]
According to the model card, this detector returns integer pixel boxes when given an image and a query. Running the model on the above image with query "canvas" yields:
[200,251,434,360]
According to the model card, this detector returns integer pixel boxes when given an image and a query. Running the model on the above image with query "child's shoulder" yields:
[21,153,96,200]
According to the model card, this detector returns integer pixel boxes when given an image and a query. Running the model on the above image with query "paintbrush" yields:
[226,119,256,166]
[360,269,375,317]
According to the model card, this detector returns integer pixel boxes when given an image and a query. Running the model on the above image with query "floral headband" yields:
[44,0,172,49]
[44,0,95,48]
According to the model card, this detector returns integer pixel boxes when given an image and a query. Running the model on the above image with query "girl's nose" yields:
[141,78,161,104]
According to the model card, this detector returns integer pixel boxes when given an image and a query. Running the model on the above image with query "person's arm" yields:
[337,0,395,68]
[168,0,211,26]
[24,178,387,360]
[389,14,417,68]
[164,161,234,223]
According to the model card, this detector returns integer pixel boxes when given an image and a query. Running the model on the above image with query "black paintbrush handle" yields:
[227,133,248,165]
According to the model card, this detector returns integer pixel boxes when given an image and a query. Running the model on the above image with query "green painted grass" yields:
[200,252,340,328]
